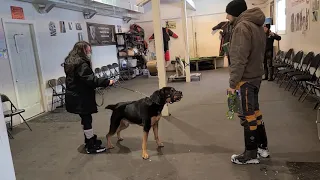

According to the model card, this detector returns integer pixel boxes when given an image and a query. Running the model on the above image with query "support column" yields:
[151,0,169,116]
[181,0,191,82]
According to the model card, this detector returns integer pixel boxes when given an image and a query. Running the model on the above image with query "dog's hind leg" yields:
[116,119,129,141]
[152,121,164,148]
[106,113,122,149]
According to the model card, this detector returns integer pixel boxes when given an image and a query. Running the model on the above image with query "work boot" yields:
[85,135,106,154]
[257,124,270,158]
[231,128,260,165]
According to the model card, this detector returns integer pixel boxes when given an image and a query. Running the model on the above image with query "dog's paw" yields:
[142,152,149,160]
[117,137,124,141]
[107,144,115,149]
[157,141,164,148]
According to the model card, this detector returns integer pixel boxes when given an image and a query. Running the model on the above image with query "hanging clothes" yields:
[149,27,178,61]
[212,21,232,56]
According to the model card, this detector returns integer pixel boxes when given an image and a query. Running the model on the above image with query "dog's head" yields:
[150,87,183,105]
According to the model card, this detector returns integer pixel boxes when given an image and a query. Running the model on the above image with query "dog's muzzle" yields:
[170,91,183,103]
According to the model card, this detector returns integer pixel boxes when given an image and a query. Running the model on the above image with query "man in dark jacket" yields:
[64,41,114,154]
[263,23,281,81]
[226,0,269,165]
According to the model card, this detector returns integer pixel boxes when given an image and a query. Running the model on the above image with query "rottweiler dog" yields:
[105,87,183,159]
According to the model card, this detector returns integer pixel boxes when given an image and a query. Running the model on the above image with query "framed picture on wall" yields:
[78,32,83,41]
[60,21,66,33]
[86,22,116,46]
[76,23,82,30]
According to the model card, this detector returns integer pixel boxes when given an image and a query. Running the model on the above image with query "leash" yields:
[226,90,240,120]
[95,80,162,107]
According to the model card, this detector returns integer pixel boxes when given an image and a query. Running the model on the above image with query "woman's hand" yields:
[109,80,115,86]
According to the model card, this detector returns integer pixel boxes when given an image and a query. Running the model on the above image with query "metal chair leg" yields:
[285,79,293,90]
[279,75,287,87]
[301,87,312,102]
[314,102,319,110]
[7,130,14,139]
[298,86,309,101]
[19,114,32,131]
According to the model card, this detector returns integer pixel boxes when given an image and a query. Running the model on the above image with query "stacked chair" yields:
[272,49,320,109]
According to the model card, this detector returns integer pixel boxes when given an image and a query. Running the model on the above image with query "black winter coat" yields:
[64,57,110,115]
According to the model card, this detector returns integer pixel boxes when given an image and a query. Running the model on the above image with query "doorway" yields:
[4,22,44,120]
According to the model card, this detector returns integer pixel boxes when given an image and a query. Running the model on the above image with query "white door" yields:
[5,23,43,120]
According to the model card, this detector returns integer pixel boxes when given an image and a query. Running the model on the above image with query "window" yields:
[276,0,286,34]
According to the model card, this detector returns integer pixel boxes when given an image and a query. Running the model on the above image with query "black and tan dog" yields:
[105,87,183,159]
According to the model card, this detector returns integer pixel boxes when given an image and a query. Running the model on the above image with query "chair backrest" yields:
[307,53,320,76]
[0,94,10,103]
[112,63,119,68]
[292,51,303,63]
[48,79,58,89]
[58,76,66,85]
[94,68,101,74]
[107,64,115,75]
[302,52,314,66]
[283,49,294,64]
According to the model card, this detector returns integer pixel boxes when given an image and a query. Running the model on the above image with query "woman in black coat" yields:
[63,41,114,154]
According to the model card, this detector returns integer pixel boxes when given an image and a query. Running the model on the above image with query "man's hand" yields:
[269,32,274,36]
[109,80,115,86]
[227,88,236,94]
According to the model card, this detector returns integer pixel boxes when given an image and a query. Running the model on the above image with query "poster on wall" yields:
[0,19,8,59]
[166,21,177,29]
[117,25,122,33]
[49,21,57,36]
[68,22,73,30]
[60,21,66,33]
[86,22,116,46]
[312,0,319,21]
[78,32,83,41]
[76,23,82,30]
[10,6,25,20]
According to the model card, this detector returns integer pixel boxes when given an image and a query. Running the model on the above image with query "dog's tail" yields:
[105,104,117,110]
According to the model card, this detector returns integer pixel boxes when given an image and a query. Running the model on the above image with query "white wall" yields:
[0,0,128,125]
[0,102,16,180]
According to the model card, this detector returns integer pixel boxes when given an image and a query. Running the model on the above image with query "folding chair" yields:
[112,63,125,82]
[299,75,320,109]
[1,94,32,134]
[107,64,121,83]
[94,68,102,77]
[290,54,320,96]
[58,76,66,93]
[284,52,315,91]
[274,49,294,81]
[48,79,66,111]
[277,51,304,87]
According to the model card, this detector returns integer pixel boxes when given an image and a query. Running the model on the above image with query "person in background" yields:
[63,41,114,154]
[226,0,269,165]
[263,23,281,81]
[212,21,232,65]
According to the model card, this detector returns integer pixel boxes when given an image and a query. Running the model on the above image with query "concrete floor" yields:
[9,69,320,180]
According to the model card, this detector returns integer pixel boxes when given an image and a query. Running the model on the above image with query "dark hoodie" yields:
[229,7,266,89]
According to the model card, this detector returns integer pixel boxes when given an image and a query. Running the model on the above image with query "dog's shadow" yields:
[78,136,232,156]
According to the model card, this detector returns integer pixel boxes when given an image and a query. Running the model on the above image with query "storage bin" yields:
[127,59,137,68]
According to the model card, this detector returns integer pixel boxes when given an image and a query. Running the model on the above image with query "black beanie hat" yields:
[226,0,247,17]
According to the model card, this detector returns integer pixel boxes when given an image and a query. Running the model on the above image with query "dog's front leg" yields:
[142,131,149,159]
[153,122,164,148]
